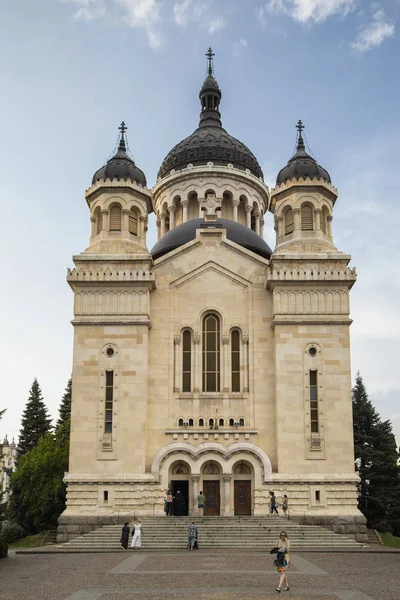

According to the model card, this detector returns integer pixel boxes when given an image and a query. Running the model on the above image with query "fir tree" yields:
[352,373,400,529]
[56,378,72,429]
[18,379,52,457]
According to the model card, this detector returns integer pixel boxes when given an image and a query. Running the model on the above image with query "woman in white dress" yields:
[131,519,142,550]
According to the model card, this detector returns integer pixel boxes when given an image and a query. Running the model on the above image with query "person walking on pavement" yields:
[120,522,130,550]
[131,519,142,549]
[197,490,206,516]
[274,531,290,593]
[187,521,198,550]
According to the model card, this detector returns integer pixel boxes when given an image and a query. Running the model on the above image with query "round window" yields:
[308,347,317,357]
[106,347,115,357]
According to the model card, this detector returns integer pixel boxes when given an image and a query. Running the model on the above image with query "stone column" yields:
[198,197,205,218]
[182,200,189,223]
[174,335,180,393]
[101,209,108,232]
[139,216,146,242]
[232,199,239,222]
[122,209,130,233]
[260,217,265,238]
[243,335,249,393]
[315,208,322,231]
[222,335,229,392]
[276,216,283,239]
[90,216,96,238]
[168,205,175,229]
[327,215,333,239]
[160,212,166,237]
[192,475,200,516]
[293,208,301,232]
[156,218,161,240]
[193,334,200,393]
[223,475,232,516]
[255,212,261,236]
[245,205,252,228]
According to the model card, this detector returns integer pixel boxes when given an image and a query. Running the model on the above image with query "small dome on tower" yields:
[92,122,147,186]
[158,48,263,180]
[276,121,331,186]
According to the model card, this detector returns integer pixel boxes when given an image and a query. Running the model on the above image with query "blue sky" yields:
[0,0,399,445]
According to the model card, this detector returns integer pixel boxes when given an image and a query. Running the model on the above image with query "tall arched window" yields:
[202,313,220,392]
[285,208,294,235]
[301,204,313,231]
[109,205,122,231]
[231,330,240,392]
[182,330,192,393]
[129,209,138,235]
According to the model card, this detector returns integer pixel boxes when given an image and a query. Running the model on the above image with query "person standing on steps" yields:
[282,495,289,518]
[120,522,130,550]
[274,531,290,593]
[175,490,185,516]
[197,490,206,516]
[131,519,142,550]
[269,491,279,515]
[164,490,173,516]
[187,521,198,550]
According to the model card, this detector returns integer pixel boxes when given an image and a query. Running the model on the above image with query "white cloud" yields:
[61,0,106,21]
[117,0,162,48]
[233,38,248,57]
[256,6,267,27]
[266,0,355,23]
[208,16,225,34]
[352,10,395,52]
[173,0,192,26]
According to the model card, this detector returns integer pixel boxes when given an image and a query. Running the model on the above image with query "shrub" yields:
[0,537,8,559]
[1,521,26,544]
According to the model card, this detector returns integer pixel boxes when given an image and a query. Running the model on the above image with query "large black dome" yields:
[276,122,330,186]
[158,49,263,181]
[93,123,147,186]
[151,218,272,261]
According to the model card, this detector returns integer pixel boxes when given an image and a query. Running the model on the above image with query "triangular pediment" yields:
[170,261,250,289]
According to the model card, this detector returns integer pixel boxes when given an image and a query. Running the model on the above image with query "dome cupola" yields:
[276,121,331,186]
[92,122,147,186]
[158,49,263,180]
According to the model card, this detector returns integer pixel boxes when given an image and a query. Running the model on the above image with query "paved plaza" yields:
[1,550,399,600]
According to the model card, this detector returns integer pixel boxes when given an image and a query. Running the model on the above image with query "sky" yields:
[0,0,399,447]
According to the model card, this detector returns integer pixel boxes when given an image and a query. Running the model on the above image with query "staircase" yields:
[61,516,365,550]
[42,530,58,546]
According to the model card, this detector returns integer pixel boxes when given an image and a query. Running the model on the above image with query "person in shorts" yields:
[197,490,205,516]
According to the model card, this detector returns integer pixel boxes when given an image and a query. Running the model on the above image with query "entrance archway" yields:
[169,460,190,516]
[233,460,253,516]
[202,460,221,516]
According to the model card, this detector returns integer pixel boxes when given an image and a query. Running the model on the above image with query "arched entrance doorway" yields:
[202,460,221,516]
[169,460,190,516]
[233,460,253,516]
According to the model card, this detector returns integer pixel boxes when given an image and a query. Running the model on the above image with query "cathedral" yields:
[61,50,363,539]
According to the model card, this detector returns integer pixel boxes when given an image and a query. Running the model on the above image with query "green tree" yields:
[56,378,72,430]
[8,425,69,532]
[0,409,7,529]
[352,373,400,529]
[18,379,52,457]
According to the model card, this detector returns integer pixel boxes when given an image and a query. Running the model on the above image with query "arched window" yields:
[285,208,294,235]
[202,313,220,392]
[182,330,192,392]
[188,418,194,427]
[301,204,313,231]
[129,209,138,235]
[239,418,245,427]
[178,418,184,427]
[209,418,214,428]
[199,418,204,427]
[219,418,224,427]
[96,210,103,235]
[251,214,256,231]
[109,205,122,231]
[165,214,170,233]
[320,207,328,234]
[229,418,234,427]
[231,330,240,392]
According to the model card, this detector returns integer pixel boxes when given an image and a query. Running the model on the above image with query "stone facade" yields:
[0,436,17,503]
[59,62,365,542]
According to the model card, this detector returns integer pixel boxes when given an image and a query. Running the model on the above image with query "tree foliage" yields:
[18,379,52,457]
[8,425,69,532]
[352,373,400,530]
[0,409,7,529]
[56,378,72,430]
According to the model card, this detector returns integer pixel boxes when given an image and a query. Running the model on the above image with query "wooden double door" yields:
[203,480,220,516]
[234,480,252,515]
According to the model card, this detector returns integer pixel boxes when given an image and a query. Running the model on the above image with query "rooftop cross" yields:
[119,121,127,137]
[296,119,305,151]
[118,121,127,152]
[206,47,215,76]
